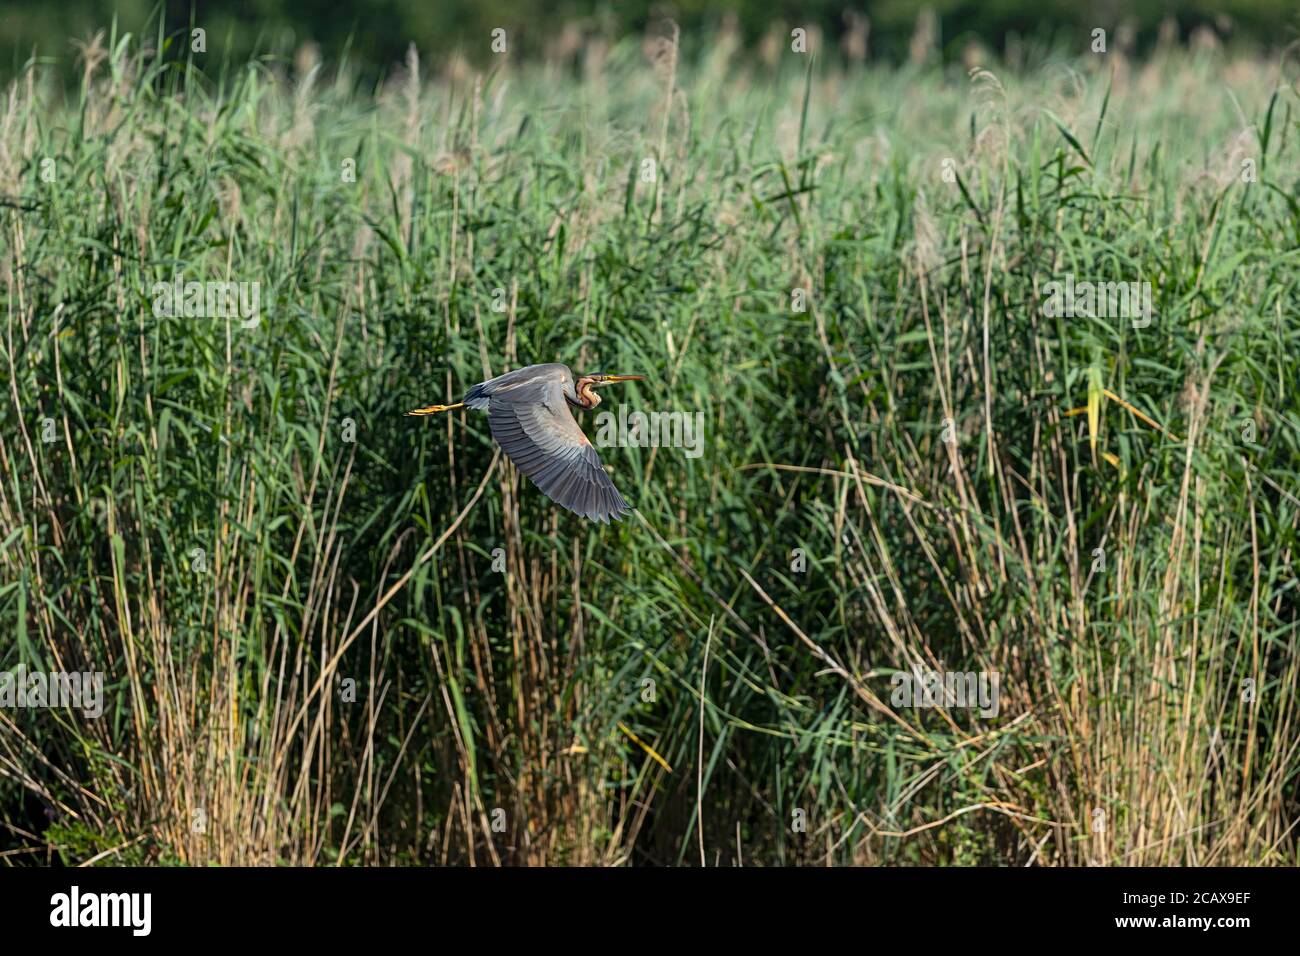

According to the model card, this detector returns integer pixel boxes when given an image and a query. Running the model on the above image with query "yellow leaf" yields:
[617,721,672,773]
[1087,365,1102,457]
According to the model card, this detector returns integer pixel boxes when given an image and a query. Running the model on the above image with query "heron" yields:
[406,363,644,523]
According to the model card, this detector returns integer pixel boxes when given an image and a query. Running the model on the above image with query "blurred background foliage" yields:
[3,0,1300,79]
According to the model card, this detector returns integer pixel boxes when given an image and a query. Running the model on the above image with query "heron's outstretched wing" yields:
[487,378,631,523]
[463,363,572,411]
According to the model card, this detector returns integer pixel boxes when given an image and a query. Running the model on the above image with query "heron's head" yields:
[573,374,644,408]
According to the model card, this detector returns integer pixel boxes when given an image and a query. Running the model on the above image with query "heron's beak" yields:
[599,375,644,384]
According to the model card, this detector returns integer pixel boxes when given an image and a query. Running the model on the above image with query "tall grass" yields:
[1,24,1297,865]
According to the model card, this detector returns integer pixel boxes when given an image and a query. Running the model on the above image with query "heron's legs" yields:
[405,402,465,416]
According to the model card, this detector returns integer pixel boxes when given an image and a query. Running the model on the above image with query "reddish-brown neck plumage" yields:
[574,376,601,408]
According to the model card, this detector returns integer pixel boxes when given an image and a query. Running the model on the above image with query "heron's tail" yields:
[405,402,464,416]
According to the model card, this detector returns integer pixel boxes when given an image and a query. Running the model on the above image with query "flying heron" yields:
[406,363,644,523]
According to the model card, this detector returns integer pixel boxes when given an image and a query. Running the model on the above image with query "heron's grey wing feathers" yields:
[465,363,572,411]
[487,377,630,523]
